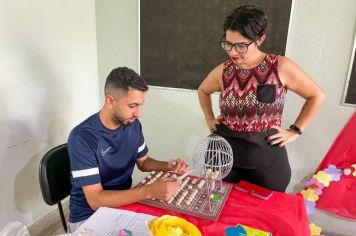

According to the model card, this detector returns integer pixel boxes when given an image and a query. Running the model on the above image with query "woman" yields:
[198,5,325,192]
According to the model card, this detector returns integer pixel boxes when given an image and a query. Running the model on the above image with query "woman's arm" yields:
[269,56,325,146]
[198,63,224,132]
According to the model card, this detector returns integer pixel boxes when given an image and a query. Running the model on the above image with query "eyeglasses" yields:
[220,37,254,54]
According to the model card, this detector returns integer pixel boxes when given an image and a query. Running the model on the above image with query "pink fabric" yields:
[119,184,310,236]
[314,113,356,219]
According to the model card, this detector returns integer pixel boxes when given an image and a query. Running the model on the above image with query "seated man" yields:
[67,67,188,232]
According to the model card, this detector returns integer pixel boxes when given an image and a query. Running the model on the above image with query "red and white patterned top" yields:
[219,54,287,132]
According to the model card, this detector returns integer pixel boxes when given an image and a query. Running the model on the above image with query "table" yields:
[120,183,311,236]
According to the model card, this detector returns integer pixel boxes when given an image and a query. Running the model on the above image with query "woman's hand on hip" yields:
[268,125,299,147]
[206,117,221,133]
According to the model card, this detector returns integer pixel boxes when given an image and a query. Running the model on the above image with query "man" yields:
[67,67,188,232]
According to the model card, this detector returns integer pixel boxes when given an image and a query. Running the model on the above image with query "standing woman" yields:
[198,5,324,192]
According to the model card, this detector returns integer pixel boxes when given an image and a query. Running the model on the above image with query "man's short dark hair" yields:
[104,67,148,96]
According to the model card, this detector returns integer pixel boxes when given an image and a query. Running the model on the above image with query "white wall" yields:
[285,0,356,193]
[96,0,139,104]
[285,1,356,234]
[95,0,356,234]
[0,0,99,229]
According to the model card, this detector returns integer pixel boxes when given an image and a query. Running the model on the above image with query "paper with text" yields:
[75,207,155,236]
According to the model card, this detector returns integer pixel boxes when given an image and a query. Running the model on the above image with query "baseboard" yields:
[322,231,352,236]
[28,201,69,236]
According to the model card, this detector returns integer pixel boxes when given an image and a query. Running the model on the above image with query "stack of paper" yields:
[75,207,155,236]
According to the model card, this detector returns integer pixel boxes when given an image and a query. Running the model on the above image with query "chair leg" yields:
[58,202,68,233]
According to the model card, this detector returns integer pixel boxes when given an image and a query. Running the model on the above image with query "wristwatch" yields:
[289,124,302,135]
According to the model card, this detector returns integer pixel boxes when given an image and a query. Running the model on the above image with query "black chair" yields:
[39,144,71,233]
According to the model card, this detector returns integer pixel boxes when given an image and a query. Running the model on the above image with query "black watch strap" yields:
[289,124,302,135]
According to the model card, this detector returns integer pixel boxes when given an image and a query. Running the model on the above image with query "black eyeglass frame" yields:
[220,35,255,53]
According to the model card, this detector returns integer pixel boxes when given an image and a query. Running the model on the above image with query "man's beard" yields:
[112,113,134,127]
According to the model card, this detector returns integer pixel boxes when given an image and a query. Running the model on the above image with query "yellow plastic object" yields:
[148,215,202,236]
[310,223,322,235]
[301,188,319,202]
[235,224,272,236]
[313,171,332,187]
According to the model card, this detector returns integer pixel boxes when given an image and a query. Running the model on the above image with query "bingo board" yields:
[135,171,232,221]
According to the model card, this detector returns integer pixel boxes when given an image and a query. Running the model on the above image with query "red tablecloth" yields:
[314,113,356,219]
[120,184,310,236]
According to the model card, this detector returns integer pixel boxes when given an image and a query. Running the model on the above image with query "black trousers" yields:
[223,157,291,192]
[217,124,291,192]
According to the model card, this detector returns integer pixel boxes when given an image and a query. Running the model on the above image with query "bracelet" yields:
[289,124,302,135]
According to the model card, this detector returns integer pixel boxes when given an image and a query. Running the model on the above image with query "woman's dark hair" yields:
[104,67,148,96]
[223,5,267,41]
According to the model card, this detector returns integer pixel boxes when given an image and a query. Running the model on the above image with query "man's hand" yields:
[168,158,189,173]
[146,177,181,200]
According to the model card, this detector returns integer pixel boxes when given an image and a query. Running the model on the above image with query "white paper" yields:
[75,207,156,236]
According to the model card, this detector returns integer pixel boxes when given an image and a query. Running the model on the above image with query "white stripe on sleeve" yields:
[72,167,99,178]
[138,142,146,153]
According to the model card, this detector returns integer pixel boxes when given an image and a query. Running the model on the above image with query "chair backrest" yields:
[39,144,71,205]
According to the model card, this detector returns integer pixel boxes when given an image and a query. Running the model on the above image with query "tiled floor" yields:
[47,226,65,236]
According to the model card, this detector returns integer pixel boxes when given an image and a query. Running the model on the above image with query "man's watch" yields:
[289,124,302,135]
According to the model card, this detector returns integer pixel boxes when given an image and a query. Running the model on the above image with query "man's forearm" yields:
[85,185,151,210]
[139,157,169,172]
